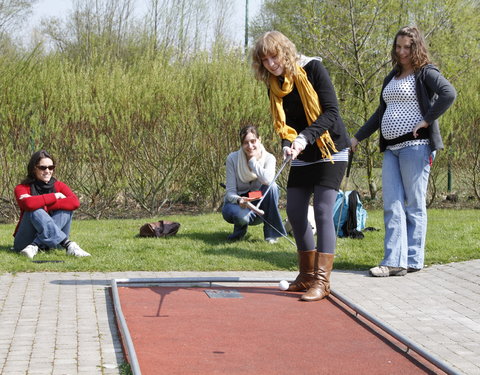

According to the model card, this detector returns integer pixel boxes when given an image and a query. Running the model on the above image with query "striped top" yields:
[291,148,350,167]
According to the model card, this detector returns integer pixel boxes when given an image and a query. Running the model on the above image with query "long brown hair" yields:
[391,26,431,73]
[251,31,298,85]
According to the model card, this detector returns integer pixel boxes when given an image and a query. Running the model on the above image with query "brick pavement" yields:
[0,260,478,374]
[332,260,480,375]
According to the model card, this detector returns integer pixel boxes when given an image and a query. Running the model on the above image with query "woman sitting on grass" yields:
[13,150,90,259]
[222,125,287,243]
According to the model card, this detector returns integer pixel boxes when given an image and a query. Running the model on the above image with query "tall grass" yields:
[0,41,478,222]
[0,47,281,221]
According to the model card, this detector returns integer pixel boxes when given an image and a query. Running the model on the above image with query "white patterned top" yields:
[381,74,429,150]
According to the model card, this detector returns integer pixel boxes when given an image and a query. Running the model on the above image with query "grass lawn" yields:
[0,209,478,273]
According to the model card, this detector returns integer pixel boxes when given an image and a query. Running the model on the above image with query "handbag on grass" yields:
[139,220,180,238]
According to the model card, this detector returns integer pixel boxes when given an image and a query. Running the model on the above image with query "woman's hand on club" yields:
[291,141,304,160]
[289,135,306,160]
[283,146,297,160]
[237,196,256,209]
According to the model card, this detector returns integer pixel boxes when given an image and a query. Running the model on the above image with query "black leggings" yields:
[286,185,338,253]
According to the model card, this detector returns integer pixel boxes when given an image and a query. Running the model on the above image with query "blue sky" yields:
[25,0,263,46]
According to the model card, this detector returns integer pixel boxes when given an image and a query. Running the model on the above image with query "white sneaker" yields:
[66,242,91,257]
[265,238,278,244]
[20,244,38,259]
[369,265,407,277]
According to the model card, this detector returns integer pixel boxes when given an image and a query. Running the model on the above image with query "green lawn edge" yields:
[1,209,478,273]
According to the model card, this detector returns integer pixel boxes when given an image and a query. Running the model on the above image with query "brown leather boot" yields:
[287,250,316,292]
[301,252,334,302]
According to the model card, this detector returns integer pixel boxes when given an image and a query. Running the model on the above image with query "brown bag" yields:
[139,220,180,238]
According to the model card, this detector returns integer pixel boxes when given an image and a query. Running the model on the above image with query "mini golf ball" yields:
[279,280,289,291]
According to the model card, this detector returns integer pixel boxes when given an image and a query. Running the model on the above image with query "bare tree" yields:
[144,0,236,58]
[39,0,134,59]
[0,0,37,37]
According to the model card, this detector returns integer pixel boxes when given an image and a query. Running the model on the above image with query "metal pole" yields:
[244,0,249,52]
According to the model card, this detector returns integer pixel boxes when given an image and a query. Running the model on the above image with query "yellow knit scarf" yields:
[269,64,338,160]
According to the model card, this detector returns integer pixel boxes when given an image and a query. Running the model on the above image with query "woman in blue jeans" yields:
[351,26,456,276]
[14,150,90,259]
[222,125,286,243]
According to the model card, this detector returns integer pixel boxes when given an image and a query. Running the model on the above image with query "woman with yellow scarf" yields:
[251,31,351,302]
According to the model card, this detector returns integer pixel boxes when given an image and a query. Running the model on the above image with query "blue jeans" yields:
[14,209,73,251]
[381,144,432,269]
[222,183,286,240]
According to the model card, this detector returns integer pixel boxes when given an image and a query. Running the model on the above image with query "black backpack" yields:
[342,191,365,239]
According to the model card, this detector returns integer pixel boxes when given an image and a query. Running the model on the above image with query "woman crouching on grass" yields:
[222,125,287,243]
[13,150,90,259]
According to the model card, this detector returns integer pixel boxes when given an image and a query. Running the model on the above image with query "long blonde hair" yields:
[251,31,298,85]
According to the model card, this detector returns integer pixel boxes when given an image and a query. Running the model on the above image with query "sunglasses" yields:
[36,165,55,171]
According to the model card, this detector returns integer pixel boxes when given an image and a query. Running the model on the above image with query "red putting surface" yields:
[117,286,438,375]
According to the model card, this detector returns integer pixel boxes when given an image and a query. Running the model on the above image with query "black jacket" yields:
[278,59,351,162]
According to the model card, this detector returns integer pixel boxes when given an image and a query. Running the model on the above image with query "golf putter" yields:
[246,154,295,246]
[257,213,297,247]
[254,154,292,211]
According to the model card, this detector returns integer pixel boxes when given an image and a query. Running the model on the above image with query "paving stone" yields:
[0,262,479,374]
